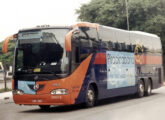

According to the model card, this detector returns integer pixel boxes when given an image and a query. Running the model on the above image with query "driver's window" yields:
[16,50,23,69]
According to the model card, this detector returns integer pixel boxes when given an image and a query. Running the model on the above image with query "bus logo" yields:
[33,84,39,91]
[28,84,45,91]
[134,41,144,64]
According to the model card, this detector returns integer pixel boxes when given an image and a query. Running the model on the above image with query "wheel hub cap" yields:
[88,90,94,102]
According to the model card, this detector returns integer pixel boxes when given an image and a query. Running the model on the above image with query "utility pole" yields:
[3,63,7,91]
[125,0,129,31]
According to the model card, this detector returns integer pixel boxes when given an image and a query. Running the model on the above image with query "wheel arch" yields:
[88,82,99,99]
[140,77,153,92]
[148,77,153,89]
[137,78,145,97]
[139,78,145,86]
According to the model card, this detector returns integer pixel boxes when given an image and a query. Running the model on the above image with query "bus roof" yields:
[100,25,159,38]
[19,22,160,39]
[100,25,129,33]
[19,25,72,32]
[130,31,159,38]
[19,22,99,32]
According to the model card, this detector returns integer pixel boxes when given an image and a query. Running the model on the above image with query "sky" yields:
[0,0,90,41]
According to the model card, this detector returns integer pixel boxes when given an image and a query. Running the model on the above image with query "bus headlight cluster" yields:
[13,89,24,95]
[51,89,69,95]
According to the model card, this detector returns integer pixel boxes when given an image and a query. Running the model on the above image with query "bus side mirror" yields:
[2,34,17,54]
[65,30,78,52]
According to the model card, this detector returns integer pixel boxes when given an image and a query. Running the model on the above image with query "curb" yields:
[0,91,12,100]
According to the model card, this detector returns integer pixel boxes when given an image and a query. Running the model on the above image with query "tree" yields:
[76,0,165,61]
[77,0,165,34]
[76,0,128,29]
[0,40,16,68]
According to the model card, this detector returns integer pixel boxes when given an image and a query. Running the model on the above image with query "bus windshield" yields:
[15,29,69,75]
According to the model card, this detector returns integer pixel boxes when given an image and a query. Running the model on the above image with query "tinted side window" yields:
[98,26,116,42]
[76,27,98,62]
[115,30,130,52]
[80,27,98,41]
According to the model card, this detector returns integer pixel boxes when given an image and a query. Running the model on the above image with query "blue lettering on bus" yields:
[106,51,136,89]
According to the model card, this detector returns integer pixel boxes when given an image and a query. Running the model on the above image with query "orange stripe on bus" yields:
[72,22,99,30]
[93,53,162,65]
[65,30,75,52]
[135,55,162,65]
[94,53,106,64]
[36,54,92,104]
[12,79,14,90]
[14,94,71,105]
[65,22,99,52]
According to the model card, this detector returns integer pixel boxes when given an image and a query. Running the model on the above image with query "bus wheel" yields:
[137,80,145,98]
[145,80,152,96]
[39,105,50,110]
[85,86,96,107]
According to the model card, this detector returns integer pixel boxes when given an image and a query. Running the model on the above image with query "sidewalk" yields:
[0,79,12,100]
[0,91,12,100]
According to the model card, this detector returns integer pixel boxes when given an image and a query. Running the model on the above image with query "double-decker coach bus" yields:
[2,22,163,109]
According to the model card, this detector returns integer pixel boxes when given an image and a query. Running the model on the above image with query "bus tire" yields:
[39,105,50,110]
[137,80,145,98]
[145,80,152,96]
[85,85,96,107]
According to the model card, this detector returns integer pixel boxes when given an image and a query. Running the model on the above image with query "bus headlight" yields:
[51,89,69,95]
[13,89,24,95]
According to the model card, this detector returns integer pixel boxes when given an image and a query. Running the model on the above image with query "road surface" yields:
[1,86,165,120]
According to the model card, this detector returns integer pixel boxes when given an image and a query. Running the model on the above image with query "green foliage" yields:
[77,0,165,34]
[77,0,128,29]
[0,88,12,93]
[76,0,165,61]
[0,40,16,67]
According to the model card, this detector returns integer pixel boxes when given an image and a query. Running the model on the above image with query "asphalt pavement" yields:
[1,86,165,120]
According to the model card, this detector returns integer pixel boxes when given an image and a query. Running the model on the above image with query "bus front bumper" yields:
[13,94,71,106]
